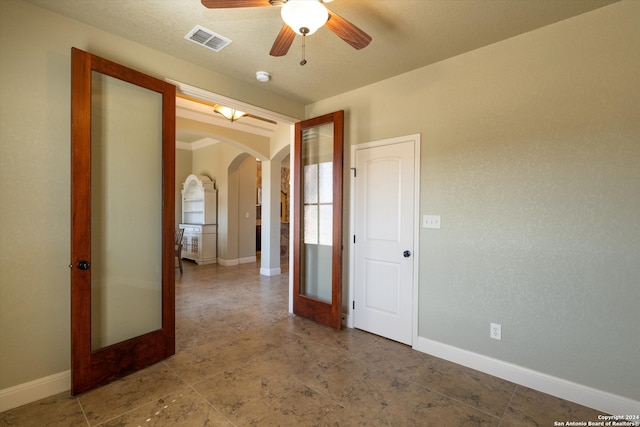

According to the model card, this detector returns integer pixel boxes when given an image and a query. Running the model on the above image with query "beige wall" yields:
[190,142,261,263]
[1,0,638,407]
[306,1,640,401]
[176,117,291,265]
[175,149,193,227]
[192,143,239,262]
[176,146,257,263]
[0,0,303,390]
[238,157,258,259]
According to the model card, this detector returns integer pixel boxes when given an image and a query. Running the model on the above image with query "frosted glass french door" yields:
[89,70,163,350]
[293,111,344,330]
[70,48,176,394]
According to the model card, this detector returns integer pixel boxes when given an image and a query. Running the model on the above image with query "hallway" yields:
[1,261,603,426]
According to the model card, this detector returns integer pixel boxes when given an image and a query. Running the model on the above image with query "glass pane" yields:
[90,72,163,351]
[318,162,333,204]
[300,122,334,303]
[304,205,318,244]
[319,205,333,246]
[303,164,318,204]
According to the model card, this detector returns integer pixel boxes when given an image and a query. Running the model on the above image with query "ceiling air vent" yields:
[185,25,232,52]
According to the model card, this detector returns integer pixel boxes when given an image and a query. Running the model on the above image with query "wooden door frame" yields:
[70,47,176,394]
[347,134,421,344]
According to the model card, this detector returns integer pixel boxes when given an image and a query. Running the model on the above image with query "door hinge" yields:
[353,235,356,244]
[353,301,355,310]
[351,167,356,177]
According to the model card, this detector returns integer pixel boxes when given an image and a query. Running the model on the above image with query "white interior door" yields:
[352,135,419,345]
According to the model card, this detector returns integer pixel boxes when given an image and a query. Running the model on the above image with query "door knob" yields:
[403,250,411,258]
[77,260,90,270]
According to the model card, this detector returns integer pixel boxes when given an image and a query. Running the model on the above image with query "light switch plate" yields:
[423,215,441,229]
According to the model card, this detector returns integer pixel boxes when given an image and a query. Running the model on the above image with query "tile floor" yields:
[1,261,606,426]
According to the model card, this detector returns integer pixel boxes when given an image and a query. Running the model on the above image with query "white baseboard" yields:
[260,267,281,276]
[217,258,238,267]
[219,257,258,266]
[0,370,70,413]
[414,336,640,416]
[342,312,350,328]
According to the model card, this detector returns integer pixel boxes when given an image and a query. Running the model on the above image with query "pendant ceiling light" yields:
[281,0,329,36]
[213,104,247,123]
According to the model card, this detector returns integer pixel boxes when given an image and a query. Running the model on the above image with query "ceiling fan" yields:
[201,0,372,62]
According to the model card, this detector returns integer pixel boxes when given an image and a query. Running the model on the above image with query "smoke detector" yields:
[256,71,271,83]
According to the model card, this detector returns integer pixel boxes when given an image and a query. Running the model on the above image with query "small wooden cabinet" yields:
[180,174,217,264]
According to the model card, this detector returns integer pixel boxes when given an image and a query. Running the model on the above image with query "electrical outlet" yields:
[490,323,502,340]
[423,215,441,229]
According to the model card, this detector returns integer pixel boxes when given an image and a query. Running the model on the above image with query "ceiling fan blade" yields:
[325,10,372,50]
[201,0,273,8]
[270,24,296,57]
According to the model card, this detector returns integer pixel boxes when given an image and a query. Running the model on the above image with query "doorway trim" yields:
[166,79,298,125]
[347,134,421,346]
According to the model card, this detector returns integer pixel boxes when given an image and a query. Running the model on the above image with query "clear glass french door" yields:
[293,111,344,330]
[70,48,175,394]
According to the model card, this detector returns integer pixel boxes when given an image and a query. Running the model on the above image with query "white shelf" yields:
[180,174,217,264]
[181,174,217,225]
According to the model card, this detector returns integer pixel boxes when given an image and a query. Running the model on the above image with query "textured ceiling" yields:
[24,0,618,105]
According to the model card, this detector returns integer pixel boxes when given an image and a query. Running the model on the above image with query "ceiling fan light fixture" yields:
[213,104,247,123]
[281,0,329,36]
